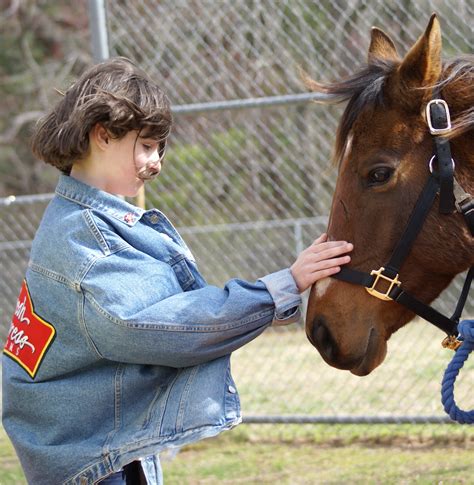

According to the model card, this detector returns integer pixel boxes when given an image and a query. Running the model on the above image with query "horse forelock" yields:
[307,55,474,166]
[312,59,398,166]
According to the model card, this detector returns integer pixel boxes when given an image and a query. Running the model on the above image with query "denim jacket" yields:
[2,175,301,484]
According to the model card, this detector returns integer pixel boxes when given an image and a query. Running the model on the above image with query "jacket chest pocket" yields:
[170,255,196,291]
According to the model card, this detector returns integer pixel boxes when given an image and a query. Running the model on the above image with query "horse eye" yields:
[368,167,393,185]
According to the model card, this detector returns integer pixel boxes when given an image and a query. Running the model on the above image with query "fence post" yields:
[294,219,303,256]
[88,0,110,62]
[294,220,309,316]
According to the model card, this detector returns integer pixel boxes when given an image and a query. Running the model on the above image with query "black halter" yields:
[332,91,474,348]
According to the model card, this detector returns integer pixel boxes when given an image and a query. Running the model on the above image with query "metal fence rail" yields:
[1,0,473,428]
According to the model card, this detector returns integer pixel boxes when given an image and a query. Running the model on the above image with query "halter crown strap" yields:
[426,91,455,214]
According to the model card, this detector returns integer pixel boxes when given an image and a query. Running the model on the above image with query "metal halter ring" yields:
[429,155,455,174]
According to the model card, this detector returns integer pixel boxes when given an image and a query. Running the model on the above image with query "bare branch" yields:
[0,111,43,145]
[21,37,50,110]
[0,0,21,21]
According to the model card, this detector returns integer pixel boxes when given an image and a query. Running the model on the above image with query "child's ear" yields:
[92,124,110,150]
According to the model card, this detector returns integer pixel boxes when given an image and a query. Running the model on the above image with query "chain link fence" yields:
[1,0,473,427]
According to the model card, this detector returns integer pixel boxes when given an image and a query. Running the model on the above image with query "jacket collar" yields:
[55,175,145,227]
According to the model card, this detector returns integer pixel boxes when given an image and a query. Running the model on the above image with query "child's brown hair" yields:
[31,57,172,174]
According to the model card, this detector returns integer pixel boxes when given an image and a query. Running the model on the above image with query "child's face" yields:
[105,130,164,197]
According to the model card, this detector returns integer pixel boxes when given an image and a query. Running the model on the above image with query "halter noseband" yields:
[332,90,474,349]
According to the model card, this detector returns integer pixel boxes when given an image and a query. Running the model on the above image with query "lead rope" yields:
[441,319,474,424]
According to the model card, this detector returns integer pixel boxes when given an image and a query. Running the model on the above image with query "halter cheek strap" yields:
[333,172,462,338]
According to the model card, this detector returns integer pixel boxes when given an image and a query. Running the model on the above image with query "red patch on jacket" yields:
[4,280,56,378]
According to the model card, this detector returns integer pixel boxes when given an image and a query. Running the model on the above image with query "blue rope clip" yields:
[441,319,474,424]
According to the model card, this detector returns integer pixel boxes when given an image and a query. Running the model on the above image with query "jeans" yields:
[99,471,126,484]
[99,460,148,484]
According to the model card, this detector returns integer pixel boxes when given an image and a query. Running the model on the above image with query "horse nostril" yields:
[311,316,337,362]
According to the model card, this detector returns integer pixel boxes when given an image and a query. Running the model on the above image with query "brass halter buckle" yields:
[441,335,462,351]
[366,267,401,301]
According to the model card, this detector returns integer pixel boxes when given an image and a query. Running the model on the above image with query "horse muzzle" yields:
[306,314,387,376]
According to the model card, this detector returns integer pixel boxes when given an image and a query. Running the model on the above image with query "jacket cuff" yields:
[258,268,302,326]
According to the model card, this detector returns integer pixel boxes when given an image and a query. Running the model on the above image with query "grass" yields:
[0,428,24,485]
[231,319,473,417]
[1,424,473,484]
[161,430,474,484]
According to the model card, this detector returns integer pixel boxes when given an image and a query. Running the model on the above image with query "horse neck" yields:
[436,79,474,268]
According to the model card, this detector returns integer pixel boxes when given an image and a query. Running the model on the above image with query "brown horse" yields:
[304,14,474,376]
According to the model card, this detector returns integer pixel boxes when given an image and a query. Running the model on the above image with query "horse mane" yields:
[304,55,474,166]
[441,56,474,139]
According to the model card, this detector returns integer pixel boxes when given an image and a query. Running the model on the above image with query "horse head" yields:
[305,14,474,376]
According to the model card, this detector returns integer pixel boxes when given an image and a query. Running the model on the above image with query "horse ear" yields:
[398,13,442,92]
[368,28,399,64]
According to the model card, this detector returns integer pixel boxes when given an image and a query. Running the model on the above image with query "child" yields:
[2,57,352,484]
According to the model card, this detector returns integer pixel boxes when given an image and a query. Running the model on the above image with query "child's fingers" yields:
[292,236,353,291]
[311,265,342,281]
[311,240,352,251]
[312,233,327,245]
[310,242,353,260]
[310,255,351,272]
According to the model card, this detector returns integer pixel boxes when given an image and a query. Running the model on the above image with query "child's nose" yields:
[149,149,160,165]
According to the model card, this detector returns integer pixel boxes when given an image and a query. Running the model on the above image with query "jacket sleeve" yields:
[80,247,301,367]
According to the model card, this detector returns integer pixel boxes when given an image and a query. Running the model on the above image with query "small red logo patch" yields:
[4,280,56,378]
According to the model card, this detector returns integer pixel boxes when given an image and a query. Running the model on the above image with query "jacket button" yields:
[228,385,236,394]
[149,214,160,224]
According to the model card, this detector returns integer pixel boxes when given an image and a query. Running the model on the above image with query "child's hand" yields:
[290,233,353,293]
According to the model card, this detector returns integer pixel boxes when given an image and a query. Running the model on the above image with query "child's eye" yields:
[142,144,152,151]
